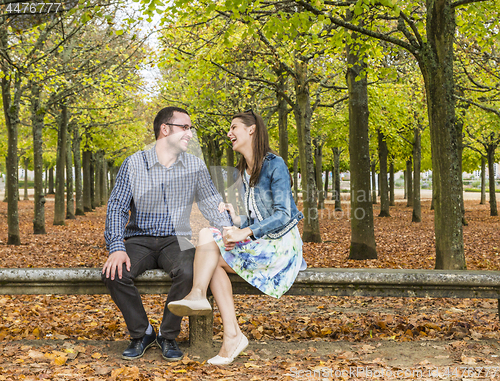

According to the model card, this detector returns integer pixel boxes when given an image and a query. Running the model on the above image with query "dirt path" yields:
[1,193,499,379]
[1,337,500,380]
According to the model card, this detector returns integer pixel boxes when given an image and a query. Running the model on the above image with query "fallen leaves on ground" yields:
[0,197,499,379]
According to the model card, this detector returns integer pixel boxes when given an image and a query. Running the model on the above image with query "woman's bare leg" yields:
[184,228,221,300]
[210,258,245,358]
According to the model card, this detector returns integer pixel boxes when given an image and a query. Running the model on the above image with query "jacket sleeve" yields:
[247,158,292,239]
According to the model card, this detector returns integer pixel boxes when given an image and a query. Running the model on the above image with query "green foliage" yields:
[138,0,499,179]
[0,0,152,171]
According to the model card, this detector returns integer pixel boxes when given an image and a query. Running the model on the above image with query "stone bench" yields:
[1,268,500,349]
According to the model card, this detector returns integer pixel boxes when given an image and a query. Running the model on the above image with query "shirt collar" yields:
[176,152,187,167]
[145,145,159,170]
[146,144,187,170]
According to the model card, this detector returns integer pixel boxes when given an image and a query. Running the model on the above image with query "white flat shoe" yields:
[167,298,212,316]
[207,334,248,365]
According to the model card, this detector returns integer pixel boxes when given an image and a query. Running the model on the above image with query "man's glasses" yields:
[166,123,195,132]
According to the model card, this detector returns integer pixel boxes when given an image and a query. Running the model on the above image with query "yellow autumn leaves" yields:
[26,347,81,366]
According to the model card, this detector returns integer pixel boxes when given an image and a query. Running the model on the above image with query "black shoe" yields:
[157,336,183,361]
[122,329,157,360]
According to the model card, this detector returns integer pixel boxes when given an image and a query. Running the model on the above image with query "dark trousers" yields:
[102,235,195,340]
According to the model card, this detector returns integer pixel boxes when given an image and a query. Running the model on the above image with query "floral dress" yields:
[210,226,303,298]
[210,169,304,298]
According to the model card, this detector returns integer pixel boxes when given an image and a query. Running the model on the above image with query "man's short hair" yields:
[153,107,189,140]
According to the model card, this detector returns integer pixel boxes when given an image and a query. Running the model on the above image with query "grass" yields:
[464,188,500,193]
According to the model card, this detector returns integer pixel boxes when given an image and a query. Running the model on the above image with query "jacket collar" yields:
[264,152,277,161]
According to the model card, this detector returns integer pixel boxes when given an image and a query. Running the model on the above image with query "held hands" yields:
[102,250,131,280]
[218,202,241,226]
[222,226,253,251]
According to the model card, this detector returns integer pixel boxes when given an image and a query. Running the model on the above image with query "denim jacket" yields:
[238,153,304,239]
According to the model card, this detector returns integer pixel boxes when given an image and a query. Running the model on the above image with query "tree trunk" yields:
[101,157,108,205]
[456,102,467,227]
[90,153,96,209]
[226,144,234,169]
[201,140,211,169]
[94,151,102,207]
[82,149,92,212]
[48,167,54,194]
[378,130,390,217]
[330,164,335,201]
[389,161,395,206]
[377,173,381,196]
[420,0,465,269]
[66,123,75,219]
[406,159,413,207]
[17,165,20,201]
[293,156,299,203]
[480,155,486,205]
[487,144,498,216]
[277,72,289,165]
[73,124,84,215]
[412,127,422,222]
[293,59,321,242]
[23,157,29,200]
[225,144,238,209]
[3,157,6,203]
[346,22,376,259]
[109,165,116,193]
[333,147,342,211]
[107,165,112,196]
[371,162,377,204]
[314,139,325,210]
[54,104,68,226]
[204,139,214,186]
[31,84,46,234]
[44,167,48,196]
[431,173,435,210]
[324,169,329,201]
[208,139,225,202]
[403,170,406,199]
[2,69,22,244]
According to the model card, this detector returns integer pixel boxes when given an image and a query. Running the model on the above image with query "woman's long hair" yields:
[232,110,273,187]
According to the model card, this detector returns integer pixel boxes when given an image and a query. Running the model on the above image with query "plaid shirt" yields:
[105,145,231,254]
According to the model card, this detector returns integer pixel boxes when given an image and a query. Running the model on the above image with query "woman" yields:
[168,110,304,365]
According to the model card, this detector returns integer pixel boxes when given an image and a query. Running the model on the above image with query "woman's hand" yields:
[223,226,252,246]
[218,202,241,226]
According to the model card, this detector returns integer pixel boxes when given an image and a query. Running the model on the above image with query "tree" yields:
[298,0,499,269]
[1,1,150,237]
[30,83,46,233]
[377,130,390,217]
[156,8,349,242]
[386,82,429,223]
[463,109,500,217]
[53,104,68,225]
[346,14,376,259]
[1,29,23,244]
[457,35,500,216]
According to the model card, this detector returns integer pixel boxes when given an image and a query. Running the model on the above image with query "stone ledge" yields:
[1,268,500,299]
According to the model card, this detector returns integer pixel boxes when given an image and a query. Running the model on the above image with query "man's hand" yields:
[102,250,131,280]
[218,202,241,226]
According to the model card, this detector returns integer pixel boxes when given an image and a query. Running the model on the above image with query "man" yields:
[103,106,230,361]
